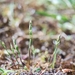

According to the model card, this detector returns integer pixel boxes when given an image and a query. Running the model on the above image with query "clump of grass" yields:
[0,68,14,75]
[51,36,60,69]
[0,40,23,74]
[28,20,32,65]
[0,39,23,66]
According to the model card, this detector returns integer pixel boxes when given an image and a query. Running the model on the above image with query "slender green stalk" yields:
[13,39,20,55]
[32,45,35,64]
[0,41,10,56]
[29,20,32,65]
[51,36,60,69]
[13,39,23,66]
[10,44,19,65]
[10,44,15,57]
[0,68,4,73]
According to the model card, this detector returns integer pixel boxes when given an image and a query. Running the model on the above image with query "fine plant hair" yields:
[51,36,60,69]
[28,20,32,65]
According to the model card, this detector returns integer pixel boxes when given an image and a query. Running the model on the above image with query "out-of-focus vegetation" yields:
[0,0,75,75]
[0,0,75,35]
